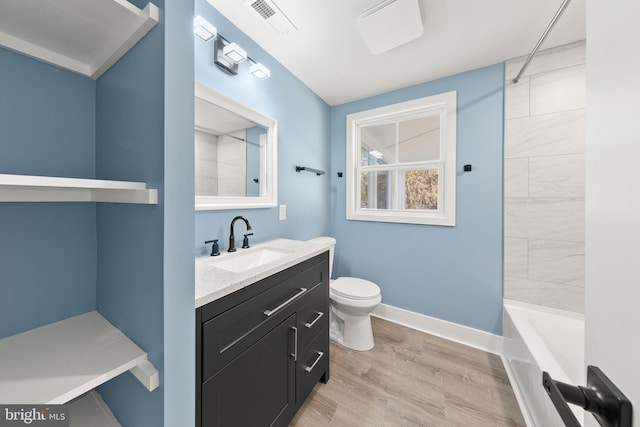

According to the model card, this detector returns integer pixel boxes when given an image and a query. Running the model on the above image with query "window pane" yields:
[360,147,386,167]
[347,91,456,225]
[361,124,396,164]
[398,115,440,162]
[360,171,389,209]
[404,169,438,210]
[360,171,368,207]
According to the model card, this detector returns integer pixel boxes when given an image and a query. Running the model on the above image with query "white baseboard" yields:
[371,303,503,355]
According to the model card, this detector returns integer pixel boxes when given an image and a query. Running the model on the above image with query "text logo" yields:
[0,406,68,426]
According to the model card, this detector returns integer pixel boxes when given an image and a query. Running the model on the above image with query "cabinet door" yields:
[202,314,296,427]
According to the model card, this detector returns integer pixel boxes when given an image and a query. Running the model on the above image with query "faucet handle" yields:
[242,233,253,249]
[205,239,220,256]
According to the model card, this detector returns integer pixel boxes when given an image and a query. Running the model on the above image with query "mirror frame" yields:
[195,81,278,211]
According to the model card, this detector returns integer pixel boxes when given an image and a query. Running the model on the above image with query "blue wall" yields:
[0,47,97,338]
[94,0,165,424]
[330,64,505,334]
[194,2,332,254]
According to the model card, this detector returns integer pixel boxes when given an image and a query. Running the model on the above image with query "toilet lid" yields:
[331,277,380,300]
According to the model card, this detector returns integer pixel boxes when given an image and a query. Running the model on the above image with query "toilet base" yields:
[329,308,375,351]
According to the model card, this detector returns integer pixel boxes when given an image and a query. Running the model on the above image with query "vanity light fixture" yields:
[223,42,247,63]
[208,28,270,79]
[194,16,217,41]
[214,38,240,75]
[249,61,270,79]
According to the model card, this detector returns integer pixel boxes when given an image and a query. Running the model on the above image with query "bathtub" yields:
[503,299,585,426]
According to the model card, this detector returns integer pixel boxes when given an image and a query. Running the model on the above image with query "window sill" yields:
[347,209,455,226]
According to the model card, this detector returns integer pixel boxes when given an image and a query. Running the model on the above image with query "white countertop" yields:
[195,239,330,308]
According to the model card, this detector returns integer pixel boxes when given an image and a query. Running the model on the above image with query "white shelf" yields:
[0,0,159,79]
[69,391,121,427]
[0,311,160,404]
[0,174,158,204]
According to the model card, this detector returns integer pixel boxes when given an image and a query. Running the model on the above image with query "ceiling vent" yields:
[244,0,297,35]
[356,0,423,54]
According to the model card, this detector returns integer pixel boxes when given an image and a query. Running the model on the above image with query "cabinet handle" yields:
[263,288,307,317]
[304,351,324,373]
[290,326,298,361]
[304,312,324,328]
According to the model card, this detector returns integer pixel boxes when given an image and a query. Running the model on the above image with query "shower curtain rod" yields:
[512,0,572,83]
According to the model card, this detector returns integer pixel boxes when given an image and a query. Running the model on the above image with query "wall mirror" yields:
[195,81,277,210]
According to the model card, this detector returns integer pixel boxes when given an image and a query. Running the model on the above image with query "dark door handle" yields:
[543,366,632,427]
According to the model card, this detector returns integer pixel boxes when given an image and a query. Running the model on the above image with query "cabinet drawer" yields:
[296,328,329,404]
[296,281,329,351]
[202,263,324,380]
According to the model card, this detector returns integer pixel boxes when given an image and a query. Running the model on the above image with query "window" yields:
[346,91,457,226]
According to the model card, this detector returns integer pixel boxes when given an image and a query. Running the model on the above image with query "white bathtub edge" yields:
[503,299,585,426]
[501,352,538,427]
[503,299,584,321]
[371,303,503,355]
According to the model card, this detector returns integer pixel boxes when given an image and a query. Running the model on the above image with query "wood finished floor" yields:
[290,317,526,427]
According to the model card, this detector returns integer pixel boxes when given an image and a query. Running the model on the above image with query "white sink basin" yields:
[211,247,291,273]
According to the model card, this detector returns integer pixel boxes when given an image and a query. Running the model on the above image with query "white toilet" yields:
[308,237,382,351]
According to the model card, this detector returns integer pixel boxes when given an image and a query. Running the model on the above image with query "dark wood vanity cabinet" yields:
[196,252,330,427]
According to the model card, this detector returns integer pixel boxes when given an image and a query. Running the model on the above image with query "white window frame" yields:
[346,91,457,226]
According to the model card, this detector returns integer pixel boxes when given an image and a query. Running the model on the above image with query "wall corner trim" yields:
[372,303,503,355]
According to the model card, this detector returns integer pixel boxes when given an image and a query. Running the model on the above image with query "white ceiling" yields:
[207,0,586,106]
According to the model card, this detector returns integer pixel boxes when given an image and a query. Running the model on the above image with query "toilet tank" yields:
[307,236,336,277]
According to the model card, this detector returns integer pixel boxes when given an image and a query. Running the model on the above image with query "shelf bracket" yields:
[130,360,160,392]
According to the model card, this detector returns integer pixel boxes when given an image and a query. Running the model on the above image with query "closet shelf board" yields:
[0,311,160,404]
[0,174,158,204]
[0,0,159,79]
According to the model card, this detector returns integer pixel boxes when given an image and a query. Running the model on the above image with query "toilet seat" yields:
[331,277,380,300]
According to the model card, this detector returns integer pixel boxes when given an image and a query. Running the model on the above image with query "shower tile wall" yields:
[504,41,585,313]
[195,130,219,196]
[195,130,246,197]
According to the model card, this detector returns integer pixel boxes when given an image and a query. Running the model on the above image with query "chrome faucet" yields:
[228,216,252,252]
